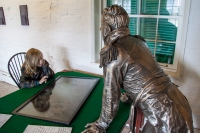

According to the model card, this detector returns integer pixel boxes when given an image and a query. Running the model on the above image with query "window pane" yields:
[139,18,157,40]
[160,0,181,15]
[146,41,156,55]
[106,0,179,65]
[123,0,138,14]
[141,0,159,15]
[107,0,138,14]
[157,18,178,41]
[129,18,137,35]
[156,42,175,64]
[107,0,122,6]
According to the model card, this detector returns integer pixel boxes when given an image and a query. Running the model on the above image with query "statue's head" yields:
[100,5,129,40]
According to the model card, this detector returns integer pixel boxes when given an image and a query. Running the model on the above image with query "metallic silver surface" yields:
[82,5,193,133]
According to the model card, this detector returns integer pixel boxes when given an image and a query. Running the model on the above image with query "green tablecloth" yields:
[0,71,130,133]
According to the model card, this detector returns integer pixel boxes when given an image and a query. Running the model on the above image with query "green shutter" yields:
[107,0,113,7]
[146,41,155,54]
[141,0,159,15]
[130,0,138,14]
[157,18,177,41]
[160,0,181,15]
[107,0,138,14]
[156,42,175,64]
[139,18,157,40]
[107,0,122,7]
[107,0,177,65]
[129,18,137,35]
[107,1,111,7]
[160,0,170,15]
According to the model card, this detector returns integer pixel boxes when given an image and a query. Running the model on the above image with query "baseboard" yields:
[0,70,16,86]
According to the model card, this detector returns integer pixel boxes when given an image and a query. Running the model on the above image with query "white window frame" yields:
[91,0,191,77]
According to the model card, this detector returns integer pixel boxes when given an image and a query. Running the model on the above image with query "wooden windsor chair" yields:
[7,52,26,89]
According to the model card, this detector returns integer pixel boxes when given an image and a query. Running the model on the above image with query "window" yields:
[92,0,191,77]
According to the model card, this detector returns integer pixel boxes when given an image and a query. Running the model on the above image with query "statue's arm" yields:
[95,64,123,130]
[82,61,124,133]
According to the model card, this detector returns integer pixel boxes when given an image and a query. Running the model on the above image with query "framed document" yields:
[0,7,6,25]
[19,5,29,25]
[12,76,100,125]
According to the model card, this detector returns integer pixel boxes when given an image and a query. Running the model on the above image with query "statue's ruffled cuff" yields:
[95,119,110,133]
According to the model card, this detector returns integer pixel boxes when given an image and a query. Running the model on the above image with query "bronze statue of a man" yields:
[82,5,193,133]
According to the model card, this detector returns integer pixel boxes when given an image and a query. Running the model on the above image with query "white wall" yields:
[0,0,101,82]
[0,0,200,116]
[171,0,200,115]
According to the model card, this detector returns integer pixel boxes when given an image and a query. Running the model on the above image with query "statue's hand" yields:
[120,92,133,104]
[120,92,129,102]
[81,122,105,133]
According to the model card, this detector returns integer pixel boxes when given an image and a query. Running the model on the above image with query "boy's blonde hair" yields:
[23,48,43,76]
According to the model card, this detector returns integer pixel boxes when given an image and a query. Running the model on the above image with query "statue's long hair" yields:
[102,5,129,31]
[100,5,130,67]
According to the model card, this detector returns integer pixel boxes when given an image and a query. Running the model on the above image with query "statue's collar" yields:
[101,28,130,54]
[99,28,130,68]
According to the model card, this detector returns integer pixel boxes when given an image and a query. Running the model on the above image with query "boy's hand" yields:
[39,76,48,84]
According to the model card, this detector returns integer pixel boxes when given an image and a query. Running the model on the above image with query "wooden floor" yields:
[0,81,18,98]
[0,81,200,132]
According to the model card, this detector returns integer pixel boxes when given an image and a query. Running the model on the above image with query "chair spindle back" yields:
[8,52,26,89]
